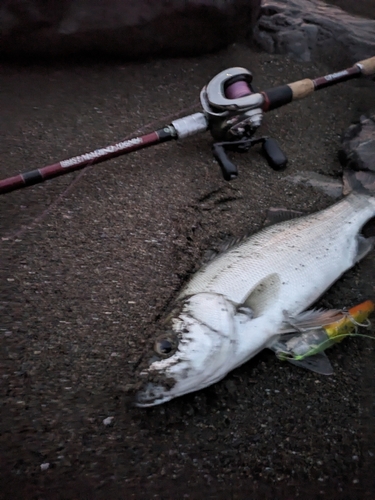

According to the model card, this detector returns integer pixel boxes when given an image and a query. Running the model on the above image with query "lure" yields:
[273,300,374,374]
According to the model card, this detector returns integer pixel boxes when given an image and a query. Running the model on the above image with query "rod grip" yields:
[287,79,315,100]
[357,56,375,75]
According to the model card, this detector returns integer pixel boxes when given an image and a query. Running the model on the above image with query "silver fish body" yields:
[136,192,375,406]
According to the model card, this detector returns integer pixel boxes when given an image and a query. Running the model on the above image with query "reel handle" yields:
[212,143,238,181]
[262,138,288,171]
[212,137,287,180]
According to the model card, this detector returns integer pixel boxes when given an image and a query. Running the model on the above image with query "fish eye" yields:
[154,336,177,356]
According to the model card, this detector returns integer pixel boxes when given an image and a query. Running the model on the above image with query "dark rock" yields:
[254,0,375,63]
[339,115,375,172]
[0,0,261,59]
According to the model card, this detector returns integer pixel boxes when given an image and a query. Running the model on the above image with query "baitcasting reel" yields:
[200,67,287,180]
[1,56,375,194]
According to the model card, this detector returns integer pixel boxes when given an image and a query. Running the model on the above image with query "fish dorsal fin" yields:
[201,206,305,267]
[279,308,344,334]
[263,207,305,227]
[286,352,334,375]
[201,233,251,265]
[202,206,303,266]
[243,273,281,317]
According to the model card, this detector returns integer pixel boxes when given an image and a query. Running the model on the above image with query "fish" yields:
[135,170,375,407]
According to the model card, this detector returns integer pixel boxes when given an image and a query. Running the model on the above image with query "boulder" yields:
[339,115,375,172]
[0,0,261,59]
[254,0,375,63]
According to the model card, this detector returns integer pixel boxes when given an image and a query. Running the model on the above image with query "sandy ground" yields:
[1,3,375,499]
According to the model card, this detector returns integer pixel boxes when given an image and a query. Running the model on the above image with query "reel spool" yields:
[224,77,254,99]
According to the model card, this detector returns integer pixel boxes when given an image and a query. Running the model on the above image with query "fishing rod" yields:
[1,56,375,194]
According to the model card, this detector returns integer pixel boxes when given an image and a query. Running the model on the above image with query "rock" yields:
[285,116,375,199]
[254,0,375,63]
[103,416,114,426]
[0,0,261,59]
[339,115,375,172]
[284,171,343,198]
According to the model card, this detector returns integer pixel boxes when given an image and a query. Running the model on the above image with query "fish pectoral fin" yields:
[263,207,305,227]
[280,308,345,333]
[242,273,281,317]
[285,352,334,376]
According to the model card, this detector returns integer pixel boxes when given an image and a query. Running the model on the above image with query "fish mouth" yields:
[135,382,174,407]
[134,365,180,407]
